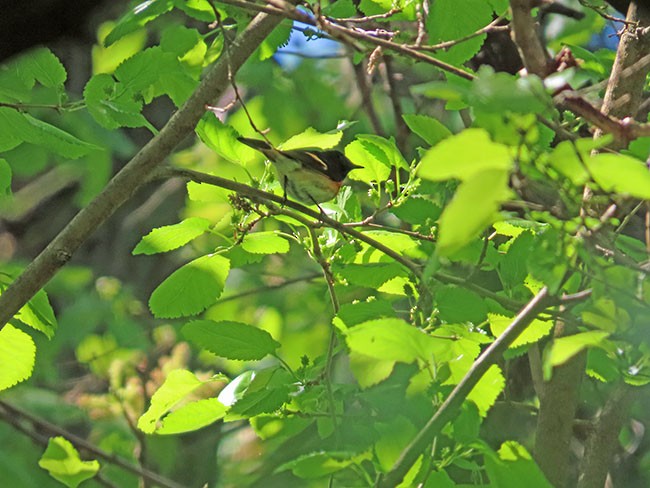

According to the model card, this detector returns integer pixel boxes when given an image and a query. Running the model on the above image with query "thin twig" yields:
[335,8,402,23]
[351,59,386,136]
[307,226,341,444]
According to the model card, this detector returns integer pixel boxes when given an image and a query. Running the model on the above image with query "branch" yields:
[379,287,551,487]
[577,384,636,488]
[600,2,650,122]
[216,0,476,80]
[510,0,551,77]
[163,167,591,322]
[351,58,386,137]
[0,401,184,488]
[383,56,409,155]
[410,15,510,51]
[161,166,424,278]
[0,9,285,330]
[557,91,650,145]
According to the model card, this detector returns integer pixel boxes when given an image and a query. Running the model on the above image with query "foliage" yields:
[0,0,648,487]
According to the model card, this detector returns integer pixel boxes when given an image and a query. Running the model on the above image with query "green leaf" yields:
[436,285,487,323]
[468,67,550,114]
[427,0,493,65]
[0,109,98,159]
[0,158,12,196]
[391,196,441,225]
[403,114,452,146]
[345,318,447,363]
[133,217,211,255]
[498,231,535,289]
[196,116,257,164]
[547,137,609,185]
[348,352,395,388]
[418,128,512,181]
[489,314,553,348]
[358,0,415,19]
[138,369,206,433]
[324,0,357,17]
[229,386,290,417]
[0,324,35,391]
[38,437,99,488]
[84,74,150,129]
[259,23,292,60]
[423,470,456,488]
[437,169,511,256]
[336,299,396,328]
[182,320,280,360]
[157,398,227,434]
[19,48,67,88]
[27,116,99,158]
[375,417,418,472]
[105,0,175,46]
[545,331,610,372]
[345,139,392,183]
[485,441,552,488]
[149,254,230,318]
[278,451,369,479]
[336,262,407,288]
[173,0,216,21]
[114,47,197,106]
[587,153,650,199]
[280,127,343,151]
[357,134,409,170]
[14,289,58,339]
[241,232,290,254]
[160,25,203,57]
[92,21,147,74]
[526,228,567,294]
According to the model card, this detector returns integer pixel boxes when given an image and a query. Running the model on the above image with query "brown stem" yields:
[577,384,636,488]
[351,59,386,136]
[599,2,650,124]
[383,56,409,155]
[0,9,285,330]
[509,0,550,77]
[534,348,587,488]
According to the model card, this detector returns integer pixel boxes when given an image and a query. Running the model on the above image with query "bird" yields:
[237,136,360,205]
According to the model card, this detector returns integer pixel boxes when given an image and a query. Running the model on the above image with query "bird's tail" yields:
[237,137,273,151]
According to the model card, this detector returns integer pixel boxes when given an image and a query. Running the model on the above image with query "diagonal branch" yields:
[379,287,552,487]
[0,9,286,330]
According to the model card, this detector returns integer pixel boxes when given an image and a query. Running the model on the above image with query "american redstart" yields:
[238,137,360,204]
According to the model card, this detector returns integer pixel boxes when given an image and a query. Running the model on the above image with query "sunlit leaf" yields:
[182,320,280,360]
[0,324,35,391]
[149,254,230,318]
[38,437,99,488]
[133,217,211,255]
